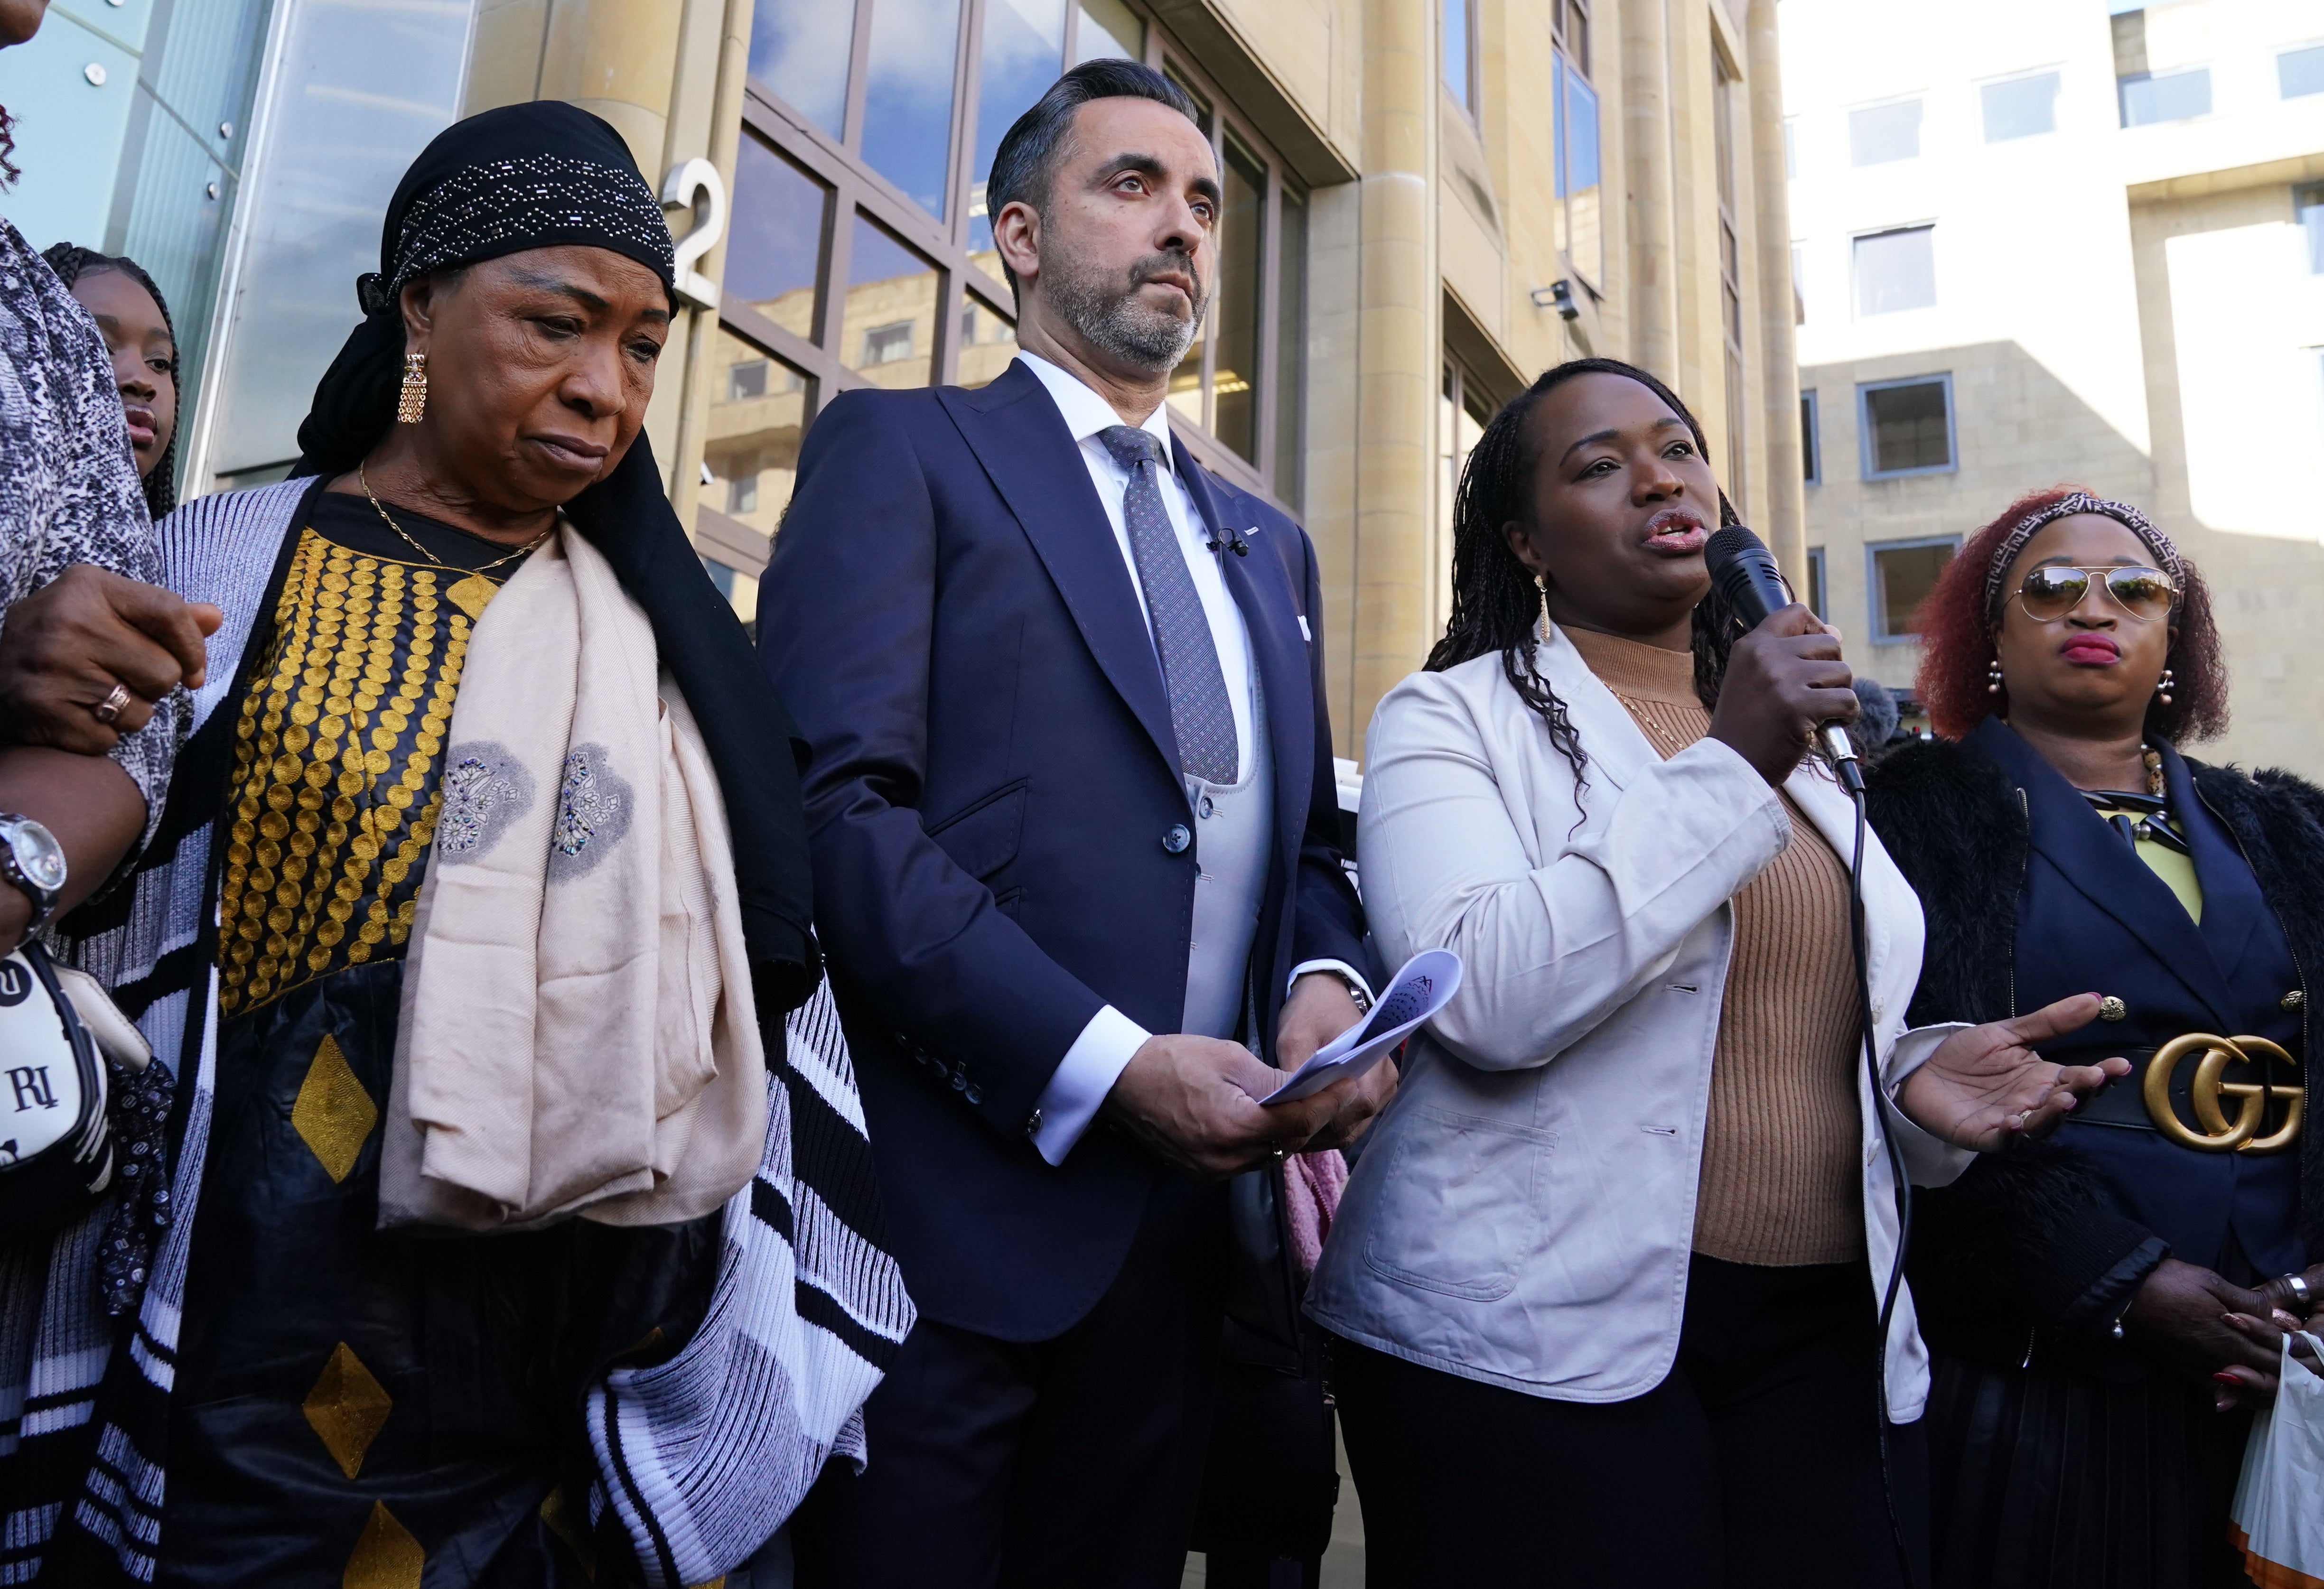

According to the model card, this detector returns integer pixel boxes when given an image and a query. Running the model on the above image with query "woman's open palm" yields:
[1897,994,2132,1152]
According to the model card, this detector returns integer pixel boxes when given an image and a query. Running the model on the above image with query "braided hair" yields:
[42,244,179,518]
[1425,357,1748,796]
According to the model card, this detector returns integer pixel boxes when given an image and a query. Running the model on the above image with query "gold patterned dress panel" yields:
[218,527,471,1015]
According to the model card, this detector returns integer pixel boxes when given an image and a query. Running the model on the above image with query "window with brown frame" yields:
[1713,50,1747,509]
[1551,0,1601,290]
[704,0,1312,608]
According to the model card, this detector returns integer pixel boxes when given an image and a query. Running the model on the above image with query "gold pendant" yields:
[447,573,496,620]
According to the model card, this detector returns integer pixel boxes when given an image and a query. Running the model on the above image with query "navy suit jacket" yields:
[1970,719,2306,1278]
[756,359,1368,1341]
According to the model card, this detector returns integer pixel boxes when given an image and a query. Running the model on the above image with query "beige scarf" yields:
[379,521,765,1231]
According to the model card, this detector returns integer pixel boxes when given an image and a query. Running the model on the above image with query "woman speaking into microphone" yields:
[1305,360,2126,1588]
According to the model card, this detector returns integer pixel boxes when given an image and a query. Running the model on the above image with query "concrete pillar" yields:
[462,0,747,517]
[535,0,684,171]
[1620,0,1678,382]
[1745,0,1806,582]
[1350,0,1439,739]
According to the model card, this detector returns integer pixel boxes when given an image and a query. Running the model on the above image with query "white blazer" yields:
[1305,623,1973,1422]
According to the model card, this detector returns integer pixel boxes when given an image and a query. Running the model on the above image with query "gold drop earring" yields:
[397,353,428,425]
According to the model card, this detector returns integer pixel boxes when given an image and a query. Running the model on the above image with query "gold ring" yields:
[90,683,131,725]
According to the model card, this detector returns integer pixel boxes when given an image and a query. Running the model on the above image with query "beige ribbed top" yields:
[1565,627,1867,1265]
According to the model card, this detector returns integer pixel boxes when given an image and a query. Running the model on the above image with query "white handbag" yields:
[0,942,148,1234]
[2231,1328,2324,1589]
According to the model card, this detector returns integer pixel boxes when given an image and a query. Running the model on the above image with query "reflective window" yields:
[707,329,809,535]
[971,0,1071,251]
[864,0,963,218]
[1855,226,1936,316]
[727,137,828,340]
[2119,67,2211,126]
[1806,546,1828,620]
[1859,376,1954,478]
[1868,538,1959,641]
[1555,56,1602,288]
[2299,184,2324,275]
[158,0,470,487]
[1554,0,1590,78]
[703,327,812,616]
[750,0,858,138]
[1715,56,1745,505]
[958,298,1021,388]
[1213,134,1268,461]
[1438,360,1497,614]
[1982,72,2059,141]
[1443,0,1475,113]
[1801,390,1820,484]
[845,214,940,384]
[1848,100,1921,167]
[1274,187,1307,498]
[1074,0,1143,65]
[2283,44,2324,100]
[728,0,1307,517]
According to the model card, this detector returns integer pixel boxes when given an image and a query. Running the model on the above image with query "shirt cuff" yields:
[1288,959,1373,1004]
[1032,1004,1150,1165]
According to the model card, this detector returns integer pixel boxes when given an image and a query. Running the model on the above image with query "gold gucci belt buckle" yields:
[2141,1033,2302,1153]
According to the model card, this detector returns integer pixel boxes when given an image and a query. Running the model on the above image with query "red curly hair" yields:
[1915,486,2229,742]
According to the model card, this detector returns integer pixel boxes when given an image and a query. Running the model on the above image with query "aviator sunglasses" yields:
[2011,564,2178,624]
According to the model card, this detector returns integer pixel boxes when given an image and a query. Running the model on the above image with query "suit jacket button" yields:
[2283,990,2306,1012]
[1163,824,1191,854]
[1024,1106,1043,1139]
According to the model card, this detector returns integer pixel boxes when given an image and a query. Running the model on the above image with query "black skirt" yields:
[1928,1352,2253,1589]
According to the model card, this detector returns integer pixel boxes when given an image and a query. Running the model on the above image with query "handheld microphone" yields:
[1703,523,1865,795]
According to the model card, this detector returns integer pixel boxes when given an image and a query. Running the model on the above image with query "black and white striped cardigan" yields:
[0,480,912,1586]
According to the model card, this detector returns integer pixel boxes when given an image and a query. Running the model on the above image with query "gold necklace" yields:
[358,462,551,619]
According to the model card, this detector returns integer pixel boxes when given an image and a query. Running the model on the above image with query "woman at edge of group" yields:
[1864,488,2324,1589]
[45,243,181,520]
[1303,358,2128,1588]
[0,102,902,1588]
[0,0,218,966]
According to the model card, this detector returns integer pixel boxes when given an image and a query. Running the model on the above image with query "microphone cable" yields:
[1848,776,1921,1589]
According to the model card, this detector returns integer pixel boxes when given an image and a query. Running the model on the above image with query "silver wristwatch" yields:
[1312,966,1373,1015]
[0,813,67,931]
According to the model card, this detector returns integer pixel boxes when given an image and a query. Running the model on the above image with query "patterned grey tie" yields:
[1097,425,1240,784]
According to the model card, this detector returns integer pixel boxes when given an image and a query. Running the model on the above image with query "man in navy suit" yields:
[760,58,1388,1589]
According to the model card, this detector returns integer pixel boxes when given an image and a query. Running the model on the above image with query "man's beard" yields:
[1041,233,1207,375]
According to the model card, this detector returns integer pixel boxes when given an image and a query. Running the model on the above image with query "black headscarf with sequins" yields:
[289,100,676,480]
[285,100,821,1013]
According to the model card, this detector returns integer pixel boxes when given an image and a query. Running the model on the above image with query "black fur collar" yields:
[1867,734,2324,1255]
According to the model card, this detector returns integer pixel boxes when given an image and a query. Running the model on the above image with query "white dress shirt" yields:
[1013,353,1368,1163]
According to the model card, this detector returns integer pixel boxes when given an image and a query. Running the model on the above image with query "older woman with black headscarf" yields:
[0,102,909,1587]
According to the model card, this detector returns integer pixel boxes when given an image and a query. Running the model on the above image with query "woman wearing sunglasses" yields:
[1866,488,2323,1589]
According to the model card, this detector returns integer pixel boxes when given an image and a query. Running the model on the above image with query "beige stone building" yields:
[1783,0,2324,774]
[457,0,1808,761]
[7,0,1806,759]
